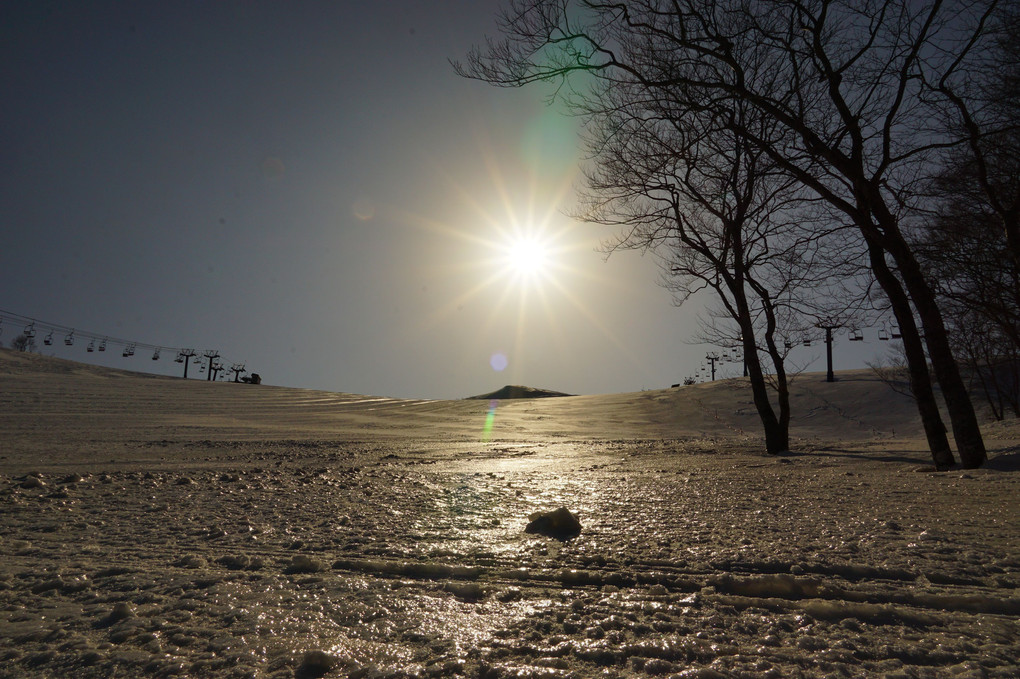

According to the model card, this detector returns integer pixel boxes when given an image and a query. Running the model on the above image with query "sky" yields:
[0,1,890,399]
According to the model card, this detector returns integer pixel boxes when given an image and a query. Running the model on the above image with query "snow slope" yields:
[0,349,1017,678]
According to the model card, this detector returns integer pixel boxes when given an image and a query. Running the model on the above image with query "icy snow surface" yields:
[0,350,1018,678]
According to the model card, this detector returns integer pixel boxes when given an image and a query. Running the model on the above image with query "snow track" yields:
[2,441,1018,678]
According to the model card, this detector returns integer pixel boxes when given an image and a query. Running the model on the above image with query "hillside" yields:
[1,348,1019,678]
[0,349,930,463]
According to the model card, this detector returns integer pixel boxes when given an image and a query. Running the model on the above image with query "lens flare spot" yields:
[490,352,508,372]
[482,399,498,442]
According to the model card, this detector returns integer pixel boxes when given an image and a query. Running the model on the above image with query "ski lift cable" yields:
[0,307,232,368]
[0,308,181,354]
[0,309,160,352]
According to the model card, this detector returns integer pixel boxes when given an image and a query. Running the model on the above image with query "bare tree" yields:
[867,344,915,401]
[579,92,815,452]
[916,8,1020,421]
[10,334,31,352]
[920,163,1020,420]
[930,4,1020,267]
[457,0,1001,467]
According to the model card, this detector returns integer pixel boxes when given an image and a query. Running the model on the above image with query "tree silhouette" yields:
[10,334,30,352]
[457,0,1007,467]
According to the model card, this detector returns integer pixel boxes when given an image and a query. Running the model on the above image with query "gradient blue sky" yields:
[1,1,886,398]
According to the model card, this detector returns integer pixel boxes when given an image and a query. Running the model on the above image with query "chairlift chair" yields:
[98,339,107,352]
[784,340,793,349]
[879,328,889,341]
[24,322,35,338]
[175,353,184,364]
[64,331,74,346]
[152,348,160,360]
[891,326,902,339]
[803,338,812,347]
[44,332,54,346]
[87,340,95,352]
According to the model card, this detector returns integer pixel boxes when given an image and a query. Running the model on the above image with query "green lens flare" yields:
[482,399,498,442]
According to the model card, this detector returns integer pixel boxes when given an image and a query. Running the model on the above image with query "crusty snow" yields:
[0,349,1018,678]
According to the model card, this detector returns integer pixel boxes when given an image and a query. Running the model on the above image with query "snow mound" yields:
[468,385,573,400]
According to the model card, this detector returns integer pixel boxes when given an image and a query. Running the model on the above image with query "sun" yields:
[392,151,645,389]
[505,236,550,277]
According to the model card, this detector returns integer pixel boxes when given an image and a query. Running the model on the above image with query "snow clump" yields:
[524,507,582,540]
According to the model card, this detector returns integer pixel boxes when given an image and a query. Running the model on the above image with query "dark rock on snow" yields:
[525,507,582,540]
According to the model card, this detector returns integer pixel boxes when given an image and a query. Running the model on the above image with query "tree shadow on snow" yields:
[779,448,927,465]
[984,450,1020,471]
[781,446,1020,471]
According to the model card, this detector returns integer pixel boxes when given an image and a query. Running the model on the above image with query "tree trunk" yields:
[866,239,957,469]
[872,204,987,468]
[907,275,987,468]
[734,304,788,454]
[759,288,792,453]
[729,223,790,456]
[744,339,788,454]
[763,334,792,449]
